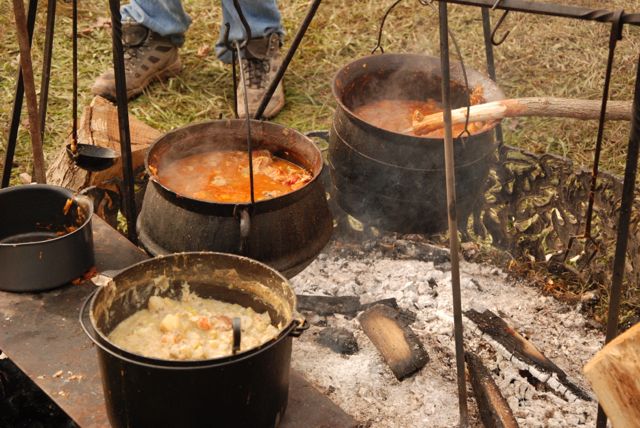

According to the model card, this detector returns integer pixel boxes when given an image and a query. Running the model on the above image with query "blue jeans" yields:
[121,0,283,63]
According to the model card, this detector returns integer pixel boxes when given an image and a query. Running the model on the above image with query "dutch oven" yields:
[329,53,505,233]
[80,252,307,428]
[137,120,333,278]
[0,184,94,292]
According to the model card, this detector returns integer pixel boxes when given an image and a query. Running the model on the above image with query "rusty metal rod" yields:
[72,0,78,151]
[38,0,57,143]
[585,11,623,239]
[480,7,503,145]
[253,0,321,120]
[12,0,46,184]
[595,52,640,428]
[438,2,468,426]
[436,0,640,26]
[2,0,38,187]
[108,0,137,243]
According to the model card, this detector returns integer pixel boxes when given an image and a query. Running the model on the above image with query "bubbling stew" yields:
[353,98,487,138]
[156,149,312,203]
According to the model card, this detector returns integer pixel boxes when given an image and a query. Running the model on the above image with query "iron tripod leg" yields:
[438,2,469,427]
[595,51,640,428]
[107,0,137,244]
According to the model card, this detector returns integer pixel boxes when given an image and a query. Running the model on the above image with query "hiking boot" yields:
[237,33,285,119]
[92,21,182,101]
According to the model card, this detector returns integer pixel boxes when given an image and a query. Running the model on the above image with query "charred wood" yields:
[317,327,359,355]
[464,309,591,401]
[359,304,428,380]
[466,352,519,428]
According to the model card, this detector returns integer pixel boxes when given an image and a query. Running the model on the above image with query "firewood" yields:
[297,295,361,316]
[466,352,519,428]
[359,304,428,380]
[297,295,417,325]
[583,322,640,428]
[46,96,162,192]
[465,309,590,401]
[317,327,359,355]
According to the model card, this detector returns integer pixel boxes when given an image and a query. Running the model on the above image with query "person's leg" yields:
[215,0,283,63]
[216,0,286,118]
[121,0,192,47]
[92,0,189,100]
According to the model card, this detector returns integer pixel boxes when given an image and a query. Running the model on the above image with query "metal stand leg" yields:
[38,0,57,143]
[252,0,322,120]
[108,0,137,243]
[480,7,503,145]
[2,0,38,188]
[595,52,640,428]
[438,2,468,426]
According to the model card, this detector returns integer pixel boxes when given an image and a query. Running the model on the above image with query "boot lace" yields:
[244,58,271,89]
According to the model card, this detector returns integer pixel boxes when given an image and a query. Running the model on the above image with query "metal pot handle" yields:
[289,311,309,337]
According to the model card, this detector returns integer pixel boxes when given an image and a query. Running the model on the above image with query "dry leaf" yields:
[196,44,211,58]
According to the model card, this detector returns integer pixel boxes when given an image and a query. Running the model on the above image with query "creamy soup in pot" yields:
[109,285,281,360]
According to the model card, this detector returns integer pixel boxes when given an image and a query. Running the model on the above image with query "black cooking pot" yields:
[80,252,307,428]
[137,120,333,278]
[329,53,505,233]
[0,184,94,292]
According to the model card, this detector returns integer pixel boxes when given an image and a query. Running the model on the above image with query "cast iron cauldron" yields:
[80,252,307,428]
[137,120,333,278]
[329,53,505,233]
[0,184,94,292]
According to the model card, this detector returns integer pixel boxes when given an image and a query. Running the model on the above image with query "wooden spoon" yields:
[407,97,633,136]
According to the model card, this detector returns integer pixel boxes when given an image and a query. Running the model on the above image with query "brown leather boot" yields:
[237,33,285,119]
[92,21,182,101]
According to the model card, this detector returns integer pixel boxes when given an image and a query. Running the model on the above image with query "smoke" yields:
[329,53,503,235]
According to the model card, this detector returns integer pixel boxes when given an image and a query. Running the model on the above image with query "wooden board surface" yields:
[0,216,358,427]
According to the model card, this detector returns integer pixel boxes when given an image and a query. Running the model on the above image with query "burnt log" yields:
[359,304,428,380]
[297,295,361,316]
[317,327,359,355]
[584,322,640,428]
[465,352,519,428]
[465,309,590,401]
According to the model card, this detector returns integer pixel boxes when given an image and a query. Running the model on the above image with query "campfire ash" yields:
[290,233,601,427]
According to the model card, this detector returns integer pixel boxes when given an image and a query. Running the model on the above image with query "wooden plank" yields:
[583,322,640,428]
[465,309,590,401]
[359,304,428,380]
[466,352,519,428]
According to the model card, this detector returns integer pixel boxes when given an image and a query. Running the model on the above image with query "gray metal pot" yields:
[0,184,94,292]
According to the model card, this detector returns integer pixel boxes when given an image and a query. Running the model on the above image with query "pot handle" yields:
[305,130,329,152]
[78,288,99,341]
[232,317,242,355]
[289,311,309,338]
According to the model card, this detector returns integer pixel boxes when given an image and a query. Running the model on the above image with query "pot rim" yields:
[83,251,303,369]
[331,52,505,143]
[144,119,324,209]
[0,184,94,248]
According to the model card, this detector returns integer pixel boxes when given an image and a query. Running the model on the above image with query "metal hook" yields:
[371,0,404,54]
[490,10,511,46]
